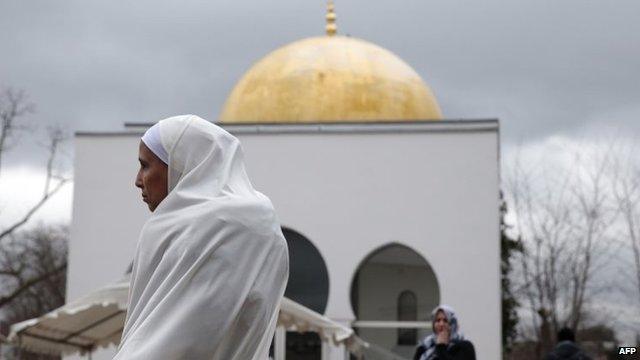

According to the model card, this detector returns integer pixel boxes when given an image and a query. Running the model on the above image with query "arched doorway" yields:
[282,227,329,313]
[281,227,329,360]
[350,243,440,359]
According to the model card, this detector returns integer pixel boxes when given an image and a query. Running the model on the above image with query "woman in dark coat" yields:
[413,305,476,360]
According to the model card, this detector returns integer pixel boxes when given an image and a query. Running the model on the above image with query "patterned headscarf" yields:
[419,305,465,360]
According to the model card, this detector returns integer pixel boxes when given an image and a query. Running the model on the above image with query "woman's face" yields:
[135,141,168,212]
[433,310,449,334]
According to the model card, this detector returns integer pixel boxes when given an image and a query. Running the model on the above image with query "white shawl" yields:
[114,115,289,359]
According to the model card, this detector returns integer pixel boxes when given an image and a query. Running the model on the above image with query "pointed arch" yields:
[350,242,440,354]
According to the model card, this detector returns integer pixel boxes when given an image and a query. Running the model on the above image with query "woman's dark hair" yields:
[557,327,575,342]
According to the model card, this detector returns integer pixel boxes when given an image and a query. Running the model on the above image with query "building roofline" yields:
[77,119,499,137]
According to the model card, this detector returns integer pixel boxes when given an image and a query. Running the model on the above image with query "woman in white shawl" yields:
[115,115,289,360]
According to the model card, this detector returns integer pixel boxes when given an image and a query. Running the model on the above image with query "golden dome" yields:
[219,35,442,123]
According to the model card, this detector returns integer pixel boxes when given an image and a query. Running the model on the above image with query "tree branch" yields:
[0,125,69,242]
[0,88,35,177]
[0,178,68,241]
[0,263,66,308]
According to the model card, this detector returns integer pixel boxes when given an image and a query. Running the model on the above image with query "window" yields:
[397,290,417,345]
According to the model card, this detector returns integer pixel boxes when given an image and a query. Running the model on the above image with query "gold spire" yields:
[325,1,337,36]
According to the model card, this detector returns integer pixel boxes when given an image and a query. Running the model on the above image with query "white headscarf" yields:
[140,123,168,164]
[115,115,289,360]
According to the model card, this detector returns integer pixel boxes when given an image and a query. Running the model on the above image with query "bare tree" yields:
[0,87,70,313]
[611,146,640,310]
[1,225,67,322]
[0,225,67,360]
[0,88,35,177]
[506,146,620,355]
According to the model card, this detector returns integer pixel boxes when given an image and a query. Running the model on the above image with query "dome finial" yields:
[325,1,337,36]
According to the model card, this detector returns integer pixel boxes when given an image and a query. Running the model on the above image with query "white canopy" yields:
[8,276,365,357]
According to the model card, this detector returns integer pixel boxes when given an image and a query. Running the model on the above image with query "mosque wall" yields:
[68,135,149,301]
[66,135,150,360]
[235,124,501,359]
[67,121,500,359]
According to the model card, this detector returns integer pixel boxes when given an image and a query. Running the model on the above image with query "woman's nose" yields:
[135,171,143,188]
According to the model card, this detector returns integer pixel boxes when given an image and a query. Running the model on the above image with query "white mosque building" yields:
[67,5,501,359]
